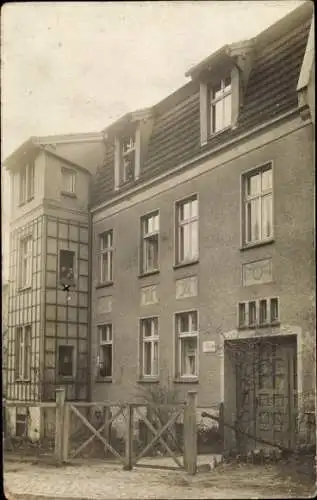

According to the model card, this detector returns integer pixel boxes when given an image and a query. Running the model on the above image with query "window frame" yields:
[175,194,199,266]
[57,344,76,379]
[174,310,199,380]
[241,162,274,248]
[61,166,76,195]
[208,77,232,135]
[139,316,159,380]
[19,163,35,206]
[237,297,280,329]
[97,323,113,380]
[19,235,33,290]
[140,211,160,275]
[121,134,136,184]
[98,230,114,284]
[15,325,32,381]
[59,249,75,286]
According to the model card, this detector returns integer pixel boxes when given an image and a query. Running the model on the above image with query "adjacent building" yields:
[3,2,315,451]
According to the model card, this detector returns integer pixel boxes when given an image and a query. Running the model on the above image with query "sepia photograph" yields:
[1,1,315,498]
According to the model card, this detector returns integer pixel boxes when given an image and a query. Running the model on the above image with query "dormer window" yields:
[209,77,232,134]
[121,135,136,183]
[114,127,141,190]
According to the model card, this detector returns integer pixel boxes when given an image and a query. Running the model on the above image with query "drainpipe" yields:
[87,207,93,403]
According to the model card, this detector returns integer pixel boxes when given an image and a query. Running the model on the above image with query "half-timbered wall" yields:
[7,216,44,401]
[43,215,89,401]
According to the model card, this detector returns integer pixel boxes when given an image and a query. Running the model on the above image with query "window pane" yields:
[191,199,198,218]
[190,311,198,332]
[261,194,272,239]
[259,300,268,325]
[58,346,74,377]
[142,319,152,337]
[262,168,272,191]
[100,345,112,377]
[239,303,246,327]
[153,342,158,376]
[60,250,74,283]
[144,235,158,271]
[247,173,261,196]
[190,220,199,259]
[213,81,222,99]
[181,337,197,376]
[224,77,231,91]
[247,199,260,242]
[223,94,231,128]
[144,342,152,375]
[271,298,279,322]
[180,224,190,261]
[180,201,190,222]
[178,314,189,333]
[249,302,257,326]
[214,100,223,132]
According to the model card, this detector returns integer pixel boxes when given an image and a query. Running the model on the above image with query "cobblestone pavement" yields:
[4,458,316,499]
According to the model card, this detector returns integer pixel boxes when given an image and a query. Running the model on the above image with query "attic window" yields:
[121,135,136,183]
[209,77,232,134]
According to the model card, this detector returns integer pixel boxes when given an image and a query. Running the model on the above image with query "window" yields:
[121,135,136,183]
[140,317,159,378]
[141,212,159,274]
[58,345,75,377]
[176,196,198,264]
[19,163,35,205]
[59,250,75,286]
[209,77,232,134]
[62,167,76,194]
[15,326,31,381]
[99,230,113,283]
[238,298,279,328]
[243,164,273,245]
[19,236,32,289]
[97,324,113,379]
[175,311,198,378]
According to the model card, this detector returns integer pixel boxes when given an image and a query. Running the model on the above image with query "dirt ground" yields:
[3,454,317,500]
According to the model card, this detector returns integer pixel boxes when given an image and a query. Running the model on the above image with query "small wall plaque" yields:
[98,296,112,313]
[140,285,158,306]
[176,276,198,299]
[242,259,272,287]
[203,341,216,353]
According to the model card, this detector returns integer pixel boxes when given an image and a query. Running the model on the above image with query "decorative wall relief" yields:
[176,276,198,299]
[242,259,272,286]
[140,285,158,306]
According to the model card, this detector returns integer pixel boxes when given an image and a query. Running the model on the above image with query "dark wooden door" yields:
[236,336,296,451]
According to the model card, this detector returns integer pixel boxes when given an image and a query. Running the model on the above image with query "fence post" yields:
[54,387,65,464]
[184,390,197,475]
[103,406,111,458]
[62,403,70,462]
[124,404,133,470]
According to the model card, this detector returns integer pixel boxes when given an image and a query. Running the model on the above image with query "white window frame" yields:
[19,235,33,289]
[121,135,136,183]
[175,195,199,265]
[243,163,273,246]
[99,230,113,283]
[61,167,76,194]
[141,212,159,274]
[139,317,159,379]
[97,324,113,379]
[175,310,199,379]
[15,325,31,381]
[57,344,76,379]
[237,297,280,328]
[19,163,35,205]
[209,77,232,134]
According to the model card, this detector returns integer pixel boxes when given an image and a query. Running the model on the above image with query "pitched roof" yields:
[91,2,313,208]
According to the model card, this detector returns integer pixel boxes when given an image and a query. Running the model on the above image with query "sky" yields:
[1,0,305,161]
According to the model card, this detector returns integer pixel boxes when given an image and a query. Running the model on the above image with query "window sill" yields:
[138,270,160,279]
[95,377,112,383]
[173,260,199,270]
[96,281,114,289]
[61,191,77,198]
[19,197,34,208]
[237,321,280,330]
[174,377,199,384]
[208,125,232,140]
[15,379,31,383]
[240,238,274,251]
[57,376,75,382]
[137,378,160,384]
[17,285,32,293]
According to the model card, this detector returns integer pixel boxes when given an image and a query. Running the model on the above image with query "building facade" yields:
[3,2,315,450]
